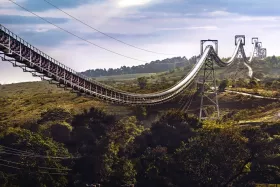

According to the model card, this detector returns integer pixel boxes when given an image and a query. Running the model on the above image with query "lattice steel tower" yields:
[199,40,220,120]
[199,36,246,120]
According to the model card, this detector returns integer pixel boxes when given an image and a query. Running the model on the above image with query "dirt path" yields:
[225,90,280,100]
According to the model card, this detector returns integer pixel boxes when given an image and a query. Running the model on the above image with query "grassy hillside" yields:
[2,81,280,187]
[2,56,280,128]
[81,56,191,77]
[4,81,280,124]
[0,81,132,127]
[97,57,280,88]
[1,57,280,187]
[95,73,156,81]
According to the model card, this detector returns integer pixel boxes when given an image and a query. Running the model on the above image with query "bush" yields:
[219,79,229,92]
[249,80,259,89]
[137,77,148,89]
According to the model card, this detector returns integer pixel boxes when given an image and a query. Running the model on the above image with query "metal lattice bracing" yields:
[251,37,259,58]
[257,42,262,55]
[259,48,267,59]
[199,53,220,120]
[262,48,267,58]
[0,23,266,107]
[254,42,262,58]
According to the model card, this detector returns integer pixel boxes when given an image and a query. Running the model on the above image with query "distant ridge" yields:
[81,56,198,77]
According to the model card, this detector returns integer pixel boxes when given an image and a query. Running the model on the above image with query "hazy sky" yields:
[0,0,280,84]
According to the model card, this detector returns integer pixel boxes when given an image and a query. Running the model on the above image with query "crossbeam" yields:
[235,35,245,46]
[252,37,258,44]
[201,39,218,55]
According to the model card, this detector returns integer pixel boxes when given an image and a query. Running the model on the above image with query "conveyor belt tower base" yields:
[199,54,220,120]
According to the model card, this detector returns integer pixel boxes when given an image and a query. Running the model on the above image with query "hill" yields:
[1,69,280,186]
[0,81,280,187]
[2,56,280,129]
[81,56,198,77]
[0,81,132,127]
[1,78,280,127]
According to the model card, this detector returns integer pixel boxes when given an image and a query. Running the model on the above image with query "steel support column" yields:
[231,47,244,81]
[199,54,219,120]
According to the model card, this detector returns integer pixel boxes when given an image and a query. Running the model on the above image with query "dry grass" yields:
[0,81,132,127]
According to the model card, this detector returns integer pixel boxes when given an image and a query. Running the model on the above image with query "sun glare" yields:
[118,0,152,8]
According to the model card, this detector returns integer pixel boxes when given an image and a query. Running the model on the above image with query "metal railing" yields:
[0,24,264,105]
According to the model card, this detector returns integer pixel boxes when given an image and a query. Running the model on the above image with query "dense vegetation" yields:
[0,106,280,187]
[81,55,280,79]
[265,55,280,67]
[1,56,280,186]
[81,56,198,77]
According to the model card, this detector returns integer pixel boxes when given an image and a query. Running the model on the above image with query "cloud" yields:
[118,0,152,8]
[158,26,218,31]
[35,39,197,72]
[0,15,67,25]
[235,16,278,22]
[0,59,41,84]
[21,0,93,12]
[1,0,280,84]
[0,0,26,8]
[189,26,218,30]
[3,23,58,34]
[208,10,232,16]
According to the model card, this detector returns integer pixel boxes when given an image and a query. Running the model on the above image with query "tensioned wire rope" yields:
[0,163,69,175]
[0,145,74,175]
[41,0,177,56]
[0,145,79,159]
[0,158,71,171]
[7,0,150,63]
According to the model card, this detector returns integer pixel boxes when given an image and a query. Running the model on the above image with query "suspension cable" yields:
[0,145,79,160]
[7,0,149,63]
[0,163,69,175]
[41,0,176,56]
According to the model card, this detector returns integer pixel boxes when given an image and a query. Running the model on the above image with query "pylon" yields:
[199,53,220,120]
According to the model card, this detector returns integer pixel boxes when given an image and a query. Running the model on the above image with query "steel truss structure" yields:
[199,53,220,120]
[259,48,267,58]
[250,37,266,59]
[199,36,247,120]
[0,24,267,115]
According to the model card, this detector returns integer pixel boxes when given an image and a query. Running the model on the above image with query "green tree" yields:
[236,127,280,186]
[173,127,250,186]
[70,108,116,186]
[249,79,258,88]
[30,108,73,143]
[253,72,265,79]
[271,80,280,90]
[103,116,144,186]
[235,78,245,88]
[39,107,72,124]
[249,79,259,93]
[70,108,144,186]
[137,77,148,89]
[132,110,201,186]
[160,76,167,83]
[218,79,229,92]
[131,112,280,187]
[133,106,147,120]
[137,110,200,153]
[0,128,71,187]
[135,146,172,187]
[271,55,278,66]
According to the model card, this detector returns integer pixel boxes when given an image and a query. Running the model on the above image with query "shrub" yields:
[219,79,229,92]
